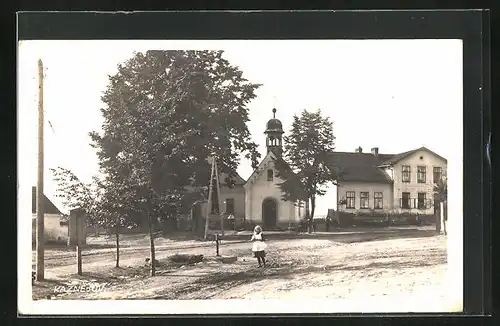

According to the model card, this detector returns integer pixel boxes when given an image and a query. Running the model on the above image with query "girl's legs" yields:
[256,255,262,267]
[261,255,266,267]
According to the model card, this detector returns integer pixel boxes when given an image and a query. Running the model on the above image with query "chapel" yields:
[243,108,307,229]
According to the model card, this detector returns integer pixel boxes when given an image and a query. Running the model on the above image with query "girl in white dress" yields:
[251,225,267,267]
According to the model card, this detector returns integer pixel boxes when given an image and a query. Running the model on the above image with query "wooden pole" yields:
[214,159,224,236]
[115,216,120,268]
[215,234,220,256]
[35,59,45,281]
[435,201,441,234]
[440,201,446,235]
[204,158,215,240]
[76,211,82,275]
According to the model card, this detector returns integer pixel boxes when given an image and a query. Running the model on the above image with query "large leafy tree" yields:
[89,50,261,276]
[274,109,338,228]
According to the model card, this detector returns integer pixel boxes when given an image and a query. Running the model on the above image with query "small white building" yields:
[31,186,68,243]
[243,108,306,229]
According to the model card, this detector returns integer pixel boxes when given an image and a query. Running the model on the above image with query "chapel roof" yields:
[265,108,283,132]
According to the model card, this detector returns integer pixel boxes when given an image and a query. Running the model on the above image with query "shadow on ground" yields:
[150,243,447,300]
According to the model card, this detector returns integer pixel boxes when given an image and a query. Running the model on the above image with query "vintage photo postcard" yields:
[18,39,463,315]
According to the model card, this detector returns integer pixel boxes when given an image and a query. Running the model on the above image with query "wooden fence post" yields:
[76,211,82,275]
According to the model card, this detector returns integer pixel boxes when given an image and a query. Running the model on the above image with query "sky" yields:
[18,39,463,216]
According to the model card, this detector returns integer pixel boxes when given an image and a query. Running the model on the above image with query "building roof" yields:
[32,186,63,215]
[328,146,447,184]
[218,172,245,187]
[245,150,307,199]
[327,152,395,183]
[265,108,284,133]
[378,146,447,166]
[266,118,283,131]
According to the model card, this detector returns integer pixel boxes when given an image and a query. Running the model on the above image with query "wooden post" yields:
[204,158,215,240]
[76,211,82,275]
[214,159,223,236]
[435,202,441,234]
[35,59,45,281]
[215,234,220,256]
[115,216,120,268]
[441,201,446,235]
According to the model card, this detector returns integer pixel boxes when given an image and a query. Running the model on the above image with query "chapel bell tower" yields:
[265,108,284,157]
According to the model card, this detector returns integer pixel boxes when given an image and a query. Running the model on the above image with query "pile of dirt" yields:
[168,254,204,265]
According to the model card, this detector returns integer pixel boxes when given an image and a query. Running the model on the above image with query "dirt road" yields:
[32,232,447,305]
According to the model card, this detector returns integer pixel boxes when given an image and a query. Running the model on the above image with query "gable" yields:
[379,147,447,167]
[244,152,276,187]
[244,151,307,200]
[32,187,62,215]
[396,148,447,167]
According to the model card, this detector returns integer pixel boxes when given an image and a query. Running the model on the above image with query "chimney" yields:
[355,146,363,153]
[371,147,379,156]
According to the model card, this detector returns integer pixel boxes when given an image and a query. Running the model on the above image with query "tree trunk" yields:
[308,196,316,234]
[310,195,316,220]
[147,209,156,277]
[115,217,120,268]
[305,197,311,233]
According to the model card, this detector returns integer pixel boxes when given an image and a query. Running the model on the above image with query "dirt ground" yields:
[32,231,447,304]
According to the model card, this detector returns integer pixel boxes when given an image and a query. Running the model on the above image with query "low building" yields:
[31,186,67,244]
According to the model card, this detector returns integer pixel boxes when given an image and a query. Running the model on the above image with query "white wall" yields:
[337,181,392,213]
[392,149,447,215]
[245,155,297,224]
[32,213,68,243]
[218,185,245,217]
[200,185,246,220]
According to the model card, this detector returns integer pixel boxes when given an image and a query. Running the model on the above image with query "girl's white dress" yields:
[251,233,267,252]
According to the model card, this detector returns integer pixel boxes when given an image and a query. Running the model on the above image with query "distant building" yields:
[330,146,447,216]
[31,186,67,243]
[197,171,246,228]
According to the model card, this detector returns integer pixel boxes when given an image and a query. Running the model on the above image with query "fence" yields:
[397,198,434,210]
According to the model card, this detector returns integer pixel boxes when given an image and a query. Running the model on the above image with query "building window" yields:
[360,192,369,209]
[417,166,426,183]
[225,198,235,214]
[267,169,273,181]
[402,165,411,182]
[433,167,442,183]
[374,192,383,209]
[346,191,355,209]
[417,192,426,209]
[401,192,411,209]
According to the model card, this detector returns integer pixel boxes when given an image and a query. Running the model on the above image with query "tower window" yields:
[267,169,274,181]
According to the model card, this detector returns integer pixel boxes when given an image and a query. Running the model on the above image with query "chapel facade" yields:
[243,108,307,229]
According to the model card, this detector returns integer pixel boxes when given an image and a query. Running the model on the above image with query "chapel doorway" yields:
[262,198,277,229]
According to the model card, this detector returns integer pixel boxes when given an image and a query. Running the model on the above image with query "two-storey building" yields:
[331,146,447,216]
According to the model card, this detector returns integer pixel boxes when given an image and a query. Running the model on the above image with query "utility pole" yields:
[75,210,83,275]
[204,157,215,240]
[36,59,45,281]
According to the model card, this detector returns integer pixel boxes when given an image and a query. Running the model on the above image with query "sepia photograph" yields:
[18,39,463,315]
